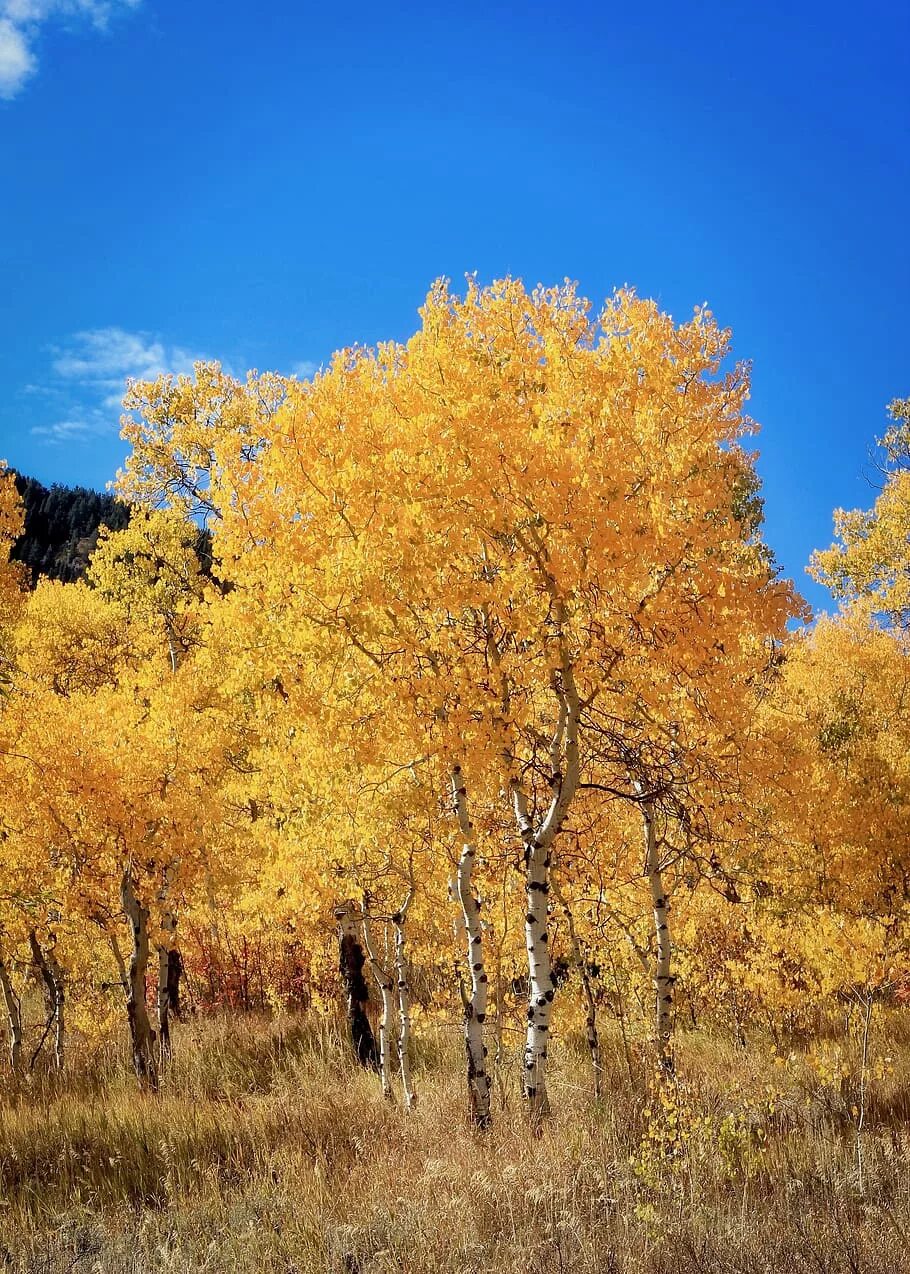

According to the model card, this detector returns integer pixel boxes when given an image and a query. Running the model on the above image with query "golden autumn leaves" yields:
[0,279,905,1107]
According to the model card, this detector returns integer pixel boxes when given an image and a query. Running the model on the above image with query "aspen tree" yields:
[114,278,798,1117]
[393,883,417,1111]
[451,767,492,1126]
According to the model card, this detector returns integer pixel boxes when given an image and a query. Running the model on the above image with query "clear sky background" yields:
[1,0,907,612]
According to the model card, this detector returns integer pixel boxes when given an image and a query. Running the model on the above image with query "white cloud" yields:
[52,326,208,408]
[0,0,139,99]
[52,326,202,390]
[30,325,214,447]
[290,359,320,379]
[0,17,34,97]
[30,417,106,442]
[5,1,139,24]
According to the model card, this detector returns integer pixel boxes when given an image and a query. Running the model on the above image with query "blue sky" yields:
[1,0,907,611]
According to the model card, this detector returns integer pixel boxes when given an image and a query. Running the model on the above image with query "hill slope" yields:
[9,472,131,585]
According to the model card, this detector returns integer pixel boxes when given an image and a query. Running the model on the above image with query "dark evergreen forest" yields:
[8,471,131,585]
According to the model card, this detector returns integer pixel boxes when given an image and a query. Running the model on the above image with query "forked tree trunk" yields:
[121,871,159,1091]
[451,766,492,1128]
[361,907,396,1102]
[511,676,581,1121]
[642,797,674,1073]
[28,930,65,1071]
[0,951,22,1073]
[393,892,417,1111]
[334,900,379,1069]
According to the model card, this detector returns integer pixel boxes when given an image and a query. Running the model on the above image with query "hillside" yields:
[9,471,131,585]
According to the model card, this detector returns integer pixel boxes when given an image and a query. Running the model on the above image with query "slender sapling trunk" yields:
[642,797,674,1074]
[451,766,492,1128]
[513,785,555,1121]
[393,889,417,1111]
[361,905,396,1102]
[551,875,601,1101]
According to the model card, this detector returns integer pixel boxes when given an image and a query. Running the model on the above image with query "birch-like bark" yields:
[451,765,492,1128]
[489,537,582,1122]
[121,870,159,1091]
[550,875,601,1102]
[334,900,379,1069]
[512,658,581,1122]
[29,930,65,1071]
[513,783,555,1120]
[361,907,395,1102]
[0,950,22,1073]
[393,888,416,1112]
[641,797,674,1073]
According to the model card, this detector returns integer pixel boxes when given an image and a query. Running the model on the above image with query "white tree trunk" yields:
[510,652,581,1122]
[642,798,674,1073]
[451,766,491,1128]
[0,951,22,1073]
[513,786,555,1120]
[393,890,417,1112]
[486,556,581,1123]
[361,908,396,1102]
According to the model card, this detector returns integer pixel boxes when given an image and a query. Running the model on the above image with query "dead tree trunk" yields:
[121,870,159,1091]
[334,900,379,1069]
[29,930,65,1071]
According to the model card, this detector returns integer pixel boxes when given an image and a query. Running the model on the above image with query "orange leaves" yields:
[3,276,852,1038]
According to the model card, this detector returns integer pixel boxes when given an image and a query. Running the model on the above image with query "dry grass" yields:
[4,1011,910,1272]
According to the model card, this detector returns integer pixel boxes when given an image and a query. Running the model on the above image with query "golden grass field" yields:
[4,1009,910,1272]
